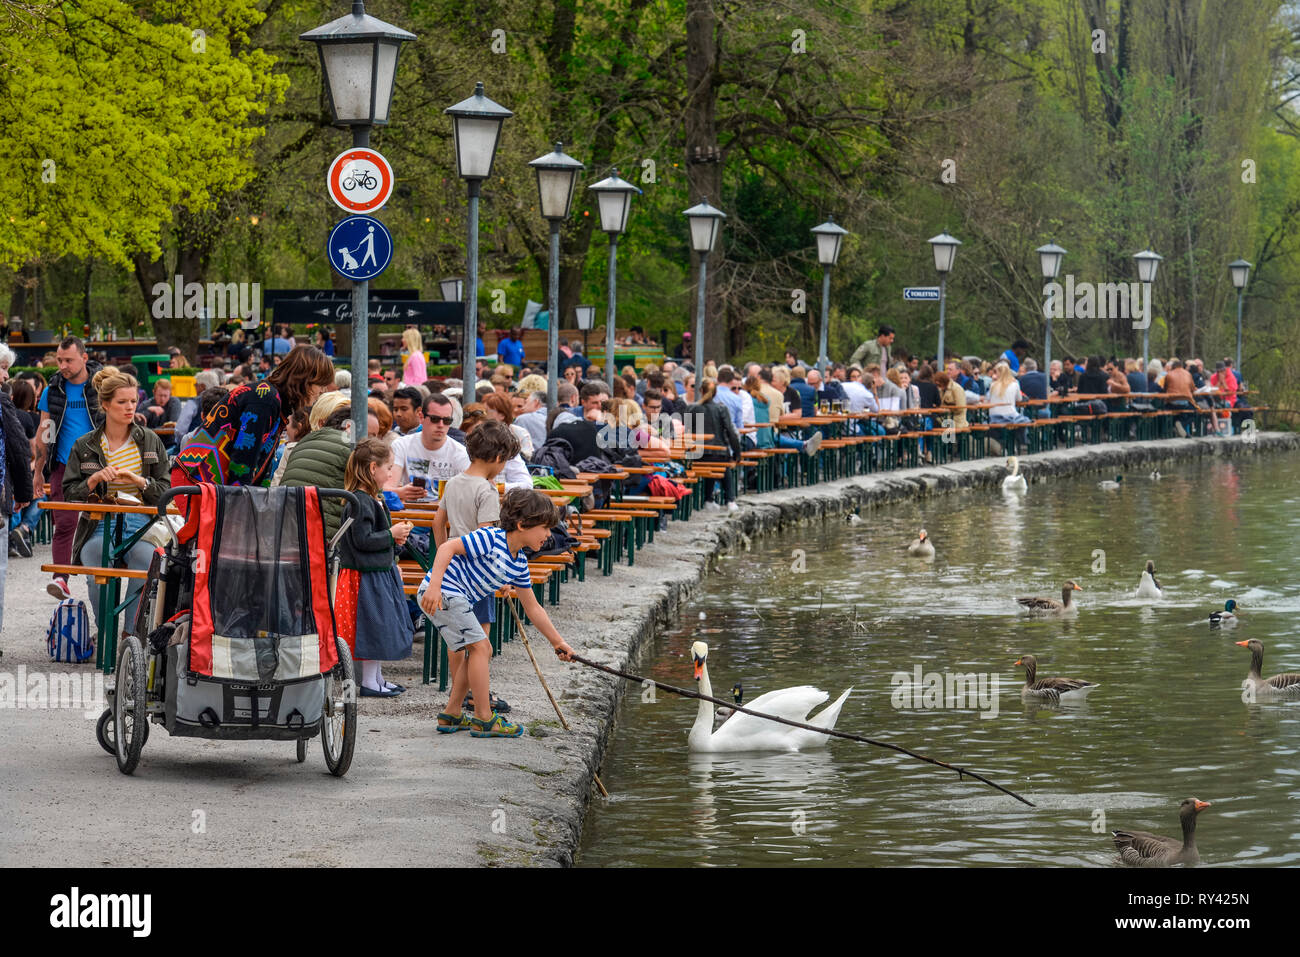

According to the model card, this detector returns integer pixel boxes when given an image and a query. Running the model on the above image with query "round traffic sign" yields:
[328,215,394,281]
[327,148,394,213]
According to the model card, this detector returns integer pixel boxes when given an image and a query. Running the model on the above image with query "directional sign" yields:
[263,288,418,305]
[327,148,395,213]
[903,287,941,301]
[328,215,393,281]
[273,299,463,326]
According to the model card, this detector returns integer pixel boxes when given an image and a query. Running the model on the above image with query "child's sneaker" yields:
[469,712,523,738]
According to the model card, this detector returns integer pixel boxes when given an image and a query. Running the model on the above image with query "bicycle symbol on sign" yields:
[342,169,378,191]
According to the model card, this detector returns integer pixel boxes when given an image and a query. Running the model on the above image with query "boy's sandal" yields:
[469,712,523,738]
[436,712,474,734]
[464,691,511,714]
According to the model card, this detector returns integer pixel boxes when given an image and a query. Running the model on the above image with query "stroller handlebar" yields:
[158,486,364,515]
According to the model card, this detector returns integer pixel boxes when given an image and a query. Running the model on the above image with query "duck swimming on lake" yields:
[1209,599,1240,626]
[1112,798,1211,867]
[1150,469,1161,481]
[1135,560,1163,600]
[688,641,851,752]
[1098,475,1123,490]
[714,682,743,725]
[907,529,935,560]
[1017,580,1083,616]
[1236,639,1300,699]
[1002,456,1027,494]
[1014,654,1097,704]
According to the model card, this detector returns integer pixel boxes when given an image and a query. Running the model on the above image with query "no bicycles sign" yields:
[327,148,394,213]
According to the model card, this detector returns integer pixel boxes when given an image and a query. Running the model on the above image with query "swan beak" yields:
[1235,640,1249,647]
[693,657,704,680]
[1194,800,1211,811]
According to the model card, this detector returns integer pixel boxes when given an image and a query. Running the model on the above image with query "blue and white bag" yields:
[46,598,94,663]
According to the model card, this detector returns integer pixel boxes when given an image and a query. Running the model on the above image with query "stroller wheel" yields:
[114,636,149,775]
[321,635,357,777]
[95,709,115,755]
[295,738,307,763]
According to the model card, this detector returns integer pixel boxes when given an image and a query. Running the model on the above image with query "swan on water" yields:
[1002,456,1027,493]
[688,641,851,753]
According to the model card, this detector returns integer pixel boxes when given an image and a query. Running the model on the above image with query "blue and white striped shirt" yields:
[426,525,531,605]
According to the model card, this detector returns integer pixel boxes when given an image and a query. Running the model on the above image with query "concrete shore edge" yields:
[532,432,1299,867]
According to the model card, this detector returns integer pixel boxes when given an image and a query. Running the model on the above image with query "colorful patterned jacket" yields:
[172,381,284,487]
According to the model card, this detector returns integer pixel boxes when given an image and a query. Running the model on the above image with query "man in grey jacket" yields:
[849,324,895,370]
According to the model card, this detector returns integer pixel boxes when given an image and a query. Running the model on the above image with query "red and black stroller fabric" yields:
[179,484,338,680]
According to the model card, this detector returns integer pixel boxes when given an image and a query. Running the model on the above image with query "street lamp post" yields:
[1133,249,1162,373]
[302,0,415,438]
[927,232,961,364]
[445,82,513,397]
[528,142,585,412]
[683,199,727,379]
[1228,259,1251,383]
[811,216,849,379]
[439,277,464,302]
[575,304,595,361]
[588,169,642,391]
[1036,242,1066,373]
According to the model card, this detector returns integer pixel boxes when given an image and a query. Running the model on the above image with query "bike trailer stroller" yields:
[96,484,361,776]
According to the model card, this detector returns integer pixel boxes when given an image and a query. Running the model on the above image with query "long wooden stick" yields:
[569,653,1035,808]
[507,601,609,799]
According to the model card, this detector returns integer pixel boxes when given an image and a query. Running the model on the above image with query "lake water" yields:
[577,455,1300,867]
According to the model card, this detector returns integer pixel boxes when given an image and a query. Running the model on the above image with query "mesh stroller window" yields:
[208,487,319,681]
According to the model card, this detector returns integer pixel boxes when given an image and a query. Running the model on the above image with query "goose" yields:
[1112,798,1210,867]
[907,529,935,560]
[1098,475,1123,490]
[1209,599,1240,626]
[1002,456,1027,493]
[688,641,851,753]
[1014,654,1097,703]
[1235,639,1300,699]
[1017,580,1083,616]
[714,682,744,724]
[1150,469,1161,481]
[1135,560,1163,600]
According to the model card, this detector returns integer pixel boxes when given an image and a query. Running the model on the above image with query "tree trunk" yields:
[685,0,724,366]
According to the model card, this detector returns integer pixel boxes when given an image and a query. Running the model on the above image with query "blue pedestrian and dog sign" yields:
[903,287,941,301]
[327,215,393,281]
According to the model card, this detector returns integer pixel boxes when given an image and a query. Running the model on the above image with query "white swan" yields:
[688,641,852,753]
[1135,560,1163,600]
[1002,456,1027,493]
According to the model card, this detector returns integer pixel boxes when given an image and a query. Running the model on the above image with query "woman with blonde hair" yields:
[62,367,171,634]
[402,327,427,386]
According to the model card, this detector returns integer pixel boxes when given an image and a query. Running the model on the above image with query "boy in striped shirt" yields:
[418,488,576,737]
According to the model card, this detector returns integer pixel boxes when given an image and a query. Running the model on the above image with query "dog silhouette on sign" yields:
[337,246,360,271]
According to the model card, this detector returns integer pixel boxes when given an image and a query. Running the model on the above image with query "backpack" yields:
[46,598,94,663]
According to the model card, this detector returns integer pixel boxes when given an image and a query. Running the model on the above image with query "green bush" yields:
[9,366,58,378]
[427,364,460,377]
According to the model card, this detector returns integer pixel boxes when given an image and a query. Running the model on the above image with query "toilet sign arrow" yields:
[327,148,394,213]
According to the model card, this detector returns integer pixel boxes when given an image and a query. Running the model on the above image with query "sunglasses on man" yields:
[425,413,454,425]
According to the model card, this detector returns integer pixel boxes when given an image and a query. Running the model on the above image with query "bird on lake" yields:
[714,682,744,725]
[1135,560,1163,600]
[907,529,935,560]
[1017,580,1083,616]
[1112,798,1211,867]
[1150,469,1161,481]
[846,507,863,526]
[1014,654,1097,704]
[1235,639,1300,699]
[1098,475,1123,490]
[1002,456,1027,493]
[688,641,851,753]
[1209,599,1240,626]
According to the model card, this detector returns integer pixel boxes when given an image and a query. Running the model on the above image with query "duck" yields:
[1135,560,1163,600]
[906,529,935,560]
[1150,469,1161,481]
[714,682,744,725]
[1209,599,1240,626]
[1112,798,1211,867]
[1017,580,1083,616]
[1098,475,1123,490]
[1001,456,1027,493]
[688,641,851,752]
[1235,639,1300,699]
[1014,654,1097,703]
[846,508,863,526]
